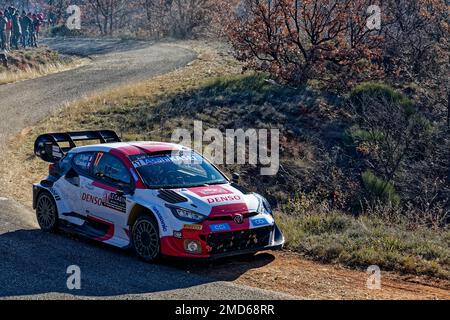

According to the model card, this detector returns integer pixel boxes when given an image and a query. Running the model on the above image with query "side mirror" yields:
[232,172,240,183]
[65,169,80,187]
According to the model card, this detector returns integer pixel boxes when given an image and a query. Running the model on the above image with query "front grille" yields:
[206,226,273,254]
[207,212,259,221]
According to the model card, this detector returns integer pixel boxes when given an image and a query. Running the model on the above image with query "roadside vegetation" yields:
[1,40,448,279]
[277,208,449,279]
[0,47,87,85]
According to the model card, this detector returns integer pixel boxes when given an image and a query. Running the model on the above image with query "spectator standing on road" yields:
[34,13,43,43]
[20,11,31,48]
[11,11,21,50]
[5,6,14,51]
[0,11,7,51]
[3,7,13,51]
[31,13,40,47]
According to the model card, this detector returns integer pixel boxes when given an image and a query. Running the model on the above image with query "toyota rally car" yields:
[33,130,284,262]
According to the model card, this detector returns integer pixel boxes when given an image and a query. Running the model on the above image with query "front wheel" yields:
[131,216,160,263]
[36,191,59,232]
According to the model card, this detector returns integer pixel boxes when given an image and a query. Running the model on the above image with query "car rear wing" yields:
[34,130,121,163]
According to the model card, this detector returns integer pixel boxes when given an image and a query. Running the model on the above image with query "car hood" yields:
[154,184,260,217]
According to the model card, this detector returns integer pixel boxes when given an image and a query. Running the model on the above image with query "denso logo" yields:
[207,195,241,204]
[81,193,103,206]
[200,188,224,195]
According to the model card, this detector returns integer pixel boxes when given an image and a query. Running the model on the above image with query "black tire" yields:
[36,191,59,232]
[131,215,161,262]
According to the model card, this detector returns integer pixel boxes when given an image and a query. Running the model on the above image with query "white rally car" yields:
[33,131,284,262]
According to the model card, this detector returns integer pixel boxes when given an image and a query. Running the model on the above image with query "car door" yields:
[81,152,132,234]
[55,151,96,224]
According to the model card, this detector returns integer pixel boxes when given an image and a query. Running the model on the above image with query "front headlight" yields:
[167,206,207,223]
[255,193,272,215]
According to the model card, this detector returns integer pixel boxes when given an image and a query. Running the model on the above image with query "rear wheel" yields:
[36,191,59,232]
[131,215,160,262]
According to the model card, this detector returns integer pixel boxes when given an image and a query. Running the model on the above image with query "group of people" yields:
[0,7,43,52]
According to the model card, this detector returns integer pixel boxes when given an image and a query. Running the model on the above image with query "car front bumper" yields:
[160,223,285,259]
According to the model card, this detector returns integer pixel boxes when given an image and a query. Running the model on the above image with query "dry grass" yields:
[276,211,450,279]
[0,60,89,85]
[0,47,89,85]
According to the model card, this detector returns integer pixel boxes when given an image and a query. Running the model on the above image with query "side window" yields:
[92,153,131,186]
[58,153,74,175]
[72,152,96,173]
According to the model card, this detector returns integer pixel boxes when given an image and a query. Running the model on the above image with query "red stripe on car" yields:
[92,181,117,192]
[88,215,115,242]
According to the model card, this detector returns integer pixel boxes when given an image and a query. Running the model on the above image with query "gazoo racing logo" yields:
[206,195,242,204]
[81,192,126,213]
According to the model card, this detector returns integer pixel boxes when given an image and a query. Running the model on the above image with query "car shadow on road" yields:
[0,228,275,298]
[164,253,276,282]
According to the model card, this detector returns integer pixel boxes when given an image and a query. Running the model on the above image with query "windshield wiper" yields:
[202,181,228,186]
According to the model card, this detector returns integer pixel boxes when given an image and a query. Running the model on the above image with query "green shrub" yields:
[349,82,415,116]
[302,214,350,235]
[343,127,384,146]
[362,170,400,206]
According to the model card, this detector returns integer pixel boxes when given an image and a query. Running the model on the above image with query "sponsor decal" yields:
[189,185,232,197]
[82,193,103,206]
[81,192,126,213]
[102,192,126,213]
[52,145,62,158]
[250,218,270,228]
[152,206,168,232]
[209,223,231,232]
[183,224,203,231]
[207,195,241,204]
[130,153,200,169]
[74,153,95,170]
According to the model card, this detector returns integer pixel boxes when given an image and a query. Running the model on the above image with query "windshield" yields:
[129,151,228,189]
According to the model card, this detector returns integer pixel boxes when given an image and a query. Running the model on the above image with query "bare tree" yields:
[86,0,128,36]
[227,0,384,87]
[169,0,213,38]
[140,0,214,39]
[382,0,450,126]
[140,0,171,38]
